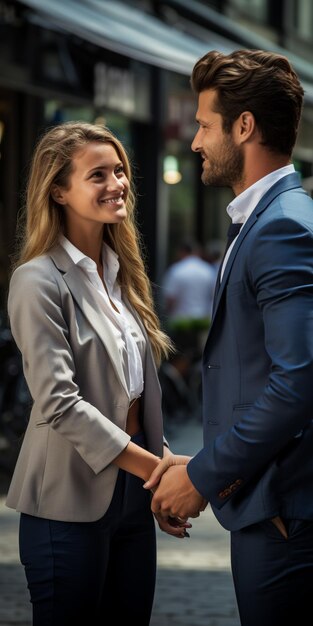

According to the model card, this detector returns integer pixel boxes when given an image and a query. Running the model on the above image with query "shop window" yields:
[225,0,267,21]
[44,101,132,162]
[290,0,313,41]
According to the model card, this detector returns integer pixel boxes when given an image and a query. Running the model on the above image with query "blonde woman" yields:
[6,122,190,626]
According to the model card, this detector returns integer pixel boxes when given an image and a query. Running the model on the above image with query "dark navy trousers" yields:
[19,432,156,626]
[231,518,313,626]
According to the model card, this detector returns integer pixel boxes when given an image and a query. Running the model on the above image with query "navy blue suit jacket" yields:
[187,172,313,531]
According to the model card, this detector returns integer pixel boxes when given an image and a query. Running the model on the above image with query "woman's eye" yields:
[92,170,103,178]
[115,165,124,175]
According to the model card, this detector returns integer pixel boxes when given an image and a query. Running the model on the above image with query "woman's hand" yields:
[154,512,192,538]
[144,453,191,491]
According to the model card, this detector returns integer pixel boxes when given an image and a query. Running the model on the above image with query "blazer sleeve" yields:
[187,214,313,508]
[8,260,130,474]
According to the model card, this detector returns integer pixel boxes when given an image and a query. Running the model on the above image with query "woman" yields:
[6,121,190,626]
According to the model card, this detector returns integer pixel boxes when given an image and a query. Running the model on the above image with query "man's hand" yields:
[149,464,207,520]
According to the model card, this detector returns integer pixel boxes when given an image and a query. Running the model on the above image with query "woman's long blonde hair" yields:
[15,121,172,365]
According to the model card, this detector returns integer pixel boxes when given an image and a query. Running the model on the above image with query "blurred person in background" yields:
[146,49,313,626]
[6,121,190,626]
[162,238,216,364]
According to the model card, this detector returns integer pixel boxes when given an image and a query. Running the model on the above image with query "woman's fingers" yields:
[155,513,192,538]
[143,454,191,490]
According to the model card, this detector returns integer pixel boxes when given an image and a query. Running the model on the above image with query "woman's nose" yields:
[106,175,124,191]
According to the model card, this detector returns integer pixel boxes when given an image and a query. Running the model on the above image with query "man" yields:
[162,238,216,365]
[162,239,216,325]
[145,49,313,625]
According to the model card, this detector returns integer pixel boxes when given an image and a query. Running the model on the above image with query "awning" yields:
[20,0,313,103]
[20,0,234,75]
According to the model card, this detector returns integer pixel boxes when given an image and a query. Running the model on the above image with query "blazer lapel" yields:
[49,244,129,396]
[208,172,303,337]
[212,213,257,319]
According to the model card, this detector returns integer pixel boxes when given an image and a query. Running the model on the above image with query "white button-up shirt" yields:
[59,235,145,401]
[220,164,295,280]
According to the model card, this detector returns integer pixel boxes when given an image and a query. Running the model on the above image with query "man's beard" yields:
[201,134,244,189]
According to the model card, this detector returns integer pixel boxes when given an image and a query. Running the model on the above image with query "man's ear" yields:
[51,184,66,205]
[234,111,256,144]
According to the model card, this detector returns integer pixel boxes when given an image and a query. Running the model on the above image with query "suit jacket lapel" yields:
[212,213,258,319]
[208,172,303,336]
[49,244,129,396]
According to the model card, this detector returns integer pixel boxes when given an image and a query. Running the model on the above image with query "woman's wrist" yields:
[113,441,161,482]
[140,455,161,483]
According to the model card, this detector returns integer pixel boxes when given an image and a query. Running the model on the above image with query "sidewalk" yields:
[0,499,30,625]
[151,419,240,625]
[0,418,240,626]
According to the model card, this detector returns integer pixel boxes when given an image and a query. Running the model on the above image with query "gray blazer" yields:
[6,244,165,522]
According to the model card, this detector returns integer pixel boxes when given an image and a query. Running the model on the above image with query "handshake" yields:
[143,452,207,539]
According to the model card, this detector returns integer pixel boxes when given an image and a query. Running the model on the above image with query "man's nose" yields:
[191,130,201,153]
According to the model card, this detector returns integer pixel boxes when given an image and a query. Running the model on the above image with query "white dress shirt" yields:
[162,255,216,319]
[220,164,295,280]
[59,235,145,402]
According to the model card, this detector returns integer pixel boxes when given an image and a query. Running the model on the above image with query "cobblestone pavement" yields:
[0,500,31,625]
[0,418,240,626]
[150,419,240,626]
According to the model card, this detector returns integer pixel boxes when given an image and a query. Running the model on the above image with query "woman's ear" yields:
[51,184,66,205]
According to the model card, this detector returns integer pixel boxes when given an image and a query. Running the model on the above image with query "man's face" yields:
[191,89,244,189]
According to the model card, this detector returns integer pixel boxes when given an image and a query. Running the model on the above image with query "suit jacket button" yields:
[218,488,231,498]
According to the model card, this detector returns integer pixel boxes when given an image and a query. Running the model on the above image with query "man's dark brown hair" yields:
[191,49,304,156]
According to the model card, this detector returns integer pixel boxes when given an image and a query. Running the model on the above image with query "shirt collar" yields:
[59,234,87,265]
[227,164,295,224]
[59,235,120,285]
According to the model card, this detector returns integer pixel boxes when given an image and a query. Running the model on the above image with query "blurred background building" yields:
[1,0,313,303]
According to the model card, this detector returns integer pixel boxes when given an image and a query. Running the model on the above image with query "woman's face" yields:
[54,141,130,232]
